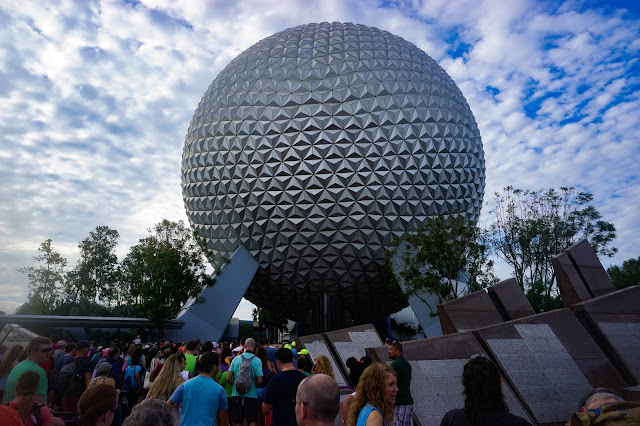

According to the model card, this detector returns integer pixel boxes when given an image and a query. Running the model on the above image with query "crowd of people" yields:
[0,335,638,426]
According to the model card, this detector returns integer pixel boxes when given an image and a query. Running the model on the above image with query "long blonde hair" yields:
[147,354,184,400]
[313,355,335,380]
[346,363,395,426]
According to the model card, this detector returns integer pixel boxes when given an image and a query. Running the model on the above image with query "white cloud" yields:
[0,0,638,317]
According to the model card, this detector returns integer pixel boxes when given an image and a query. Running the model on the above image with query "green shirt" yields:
[184,353,197,373]
[391,356,413,405]
[219,371,234,398]
[2,360,48,403]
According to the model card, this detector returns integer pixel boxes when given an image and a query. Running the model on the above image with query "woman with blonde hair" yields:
[146,354,186,401]
[312,355,335,380]
[346,363,398,426]
[8,370,64,425]
[77,384,118,426]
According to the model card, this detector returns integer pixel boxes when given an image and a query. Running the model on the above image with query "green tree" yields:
[252,307,289,341]
[120,219,216,335]
[54,298,111,316]
[65,226,120,305]
[387,216,498,315]
[490,186,617,312]
[607,257,640,289]
[17,239,67,314]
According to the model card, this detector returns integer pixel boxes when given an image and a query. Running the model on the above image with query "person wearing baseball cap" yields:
[388,340,413,426]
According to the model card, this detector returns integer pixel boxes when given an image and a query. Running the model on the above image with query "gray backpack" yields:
[234,354,255,394]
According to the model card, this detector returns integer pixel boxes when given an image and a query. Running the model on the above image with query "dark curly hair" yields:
[195,351,220,374]
[462,356,507,425]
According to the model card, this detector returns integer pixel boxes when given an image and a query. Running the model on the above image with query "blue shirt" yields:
[169,375,228,426]
[229,352,263,398]
[357,404,385,426]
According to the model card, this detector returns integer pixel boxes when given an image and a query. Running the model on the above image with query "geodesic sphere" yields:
[181,22,485,322]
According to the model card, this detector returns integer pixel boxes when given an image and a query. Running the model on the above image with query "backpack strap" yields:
[30,401,44,425]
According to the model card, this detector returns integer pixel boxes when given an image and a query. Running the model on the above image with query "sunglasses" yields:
[37,347,54,352]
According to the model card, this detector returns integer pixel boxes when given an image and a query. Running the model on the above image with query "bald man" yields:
[580,388,624,414]
[295,374,340,426]
[227,338,263,426]
[565,387,640,424]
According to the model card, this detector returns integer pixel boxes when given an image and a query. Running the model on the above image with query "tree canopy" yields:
[119,219,216,333]
[490,186,617,312]
[16,239,67,314]
[16,221,220,336]
[65,226,120,306]
[387,216,497,315]
[607,256,640,289]
[252,307,289,341]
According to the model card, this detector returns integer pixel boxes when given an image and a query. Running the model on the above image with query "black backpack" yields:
[56,357,85,396]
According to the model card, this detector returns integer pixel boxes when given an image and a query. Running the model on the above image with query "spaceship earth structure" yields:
[182,22,485,323]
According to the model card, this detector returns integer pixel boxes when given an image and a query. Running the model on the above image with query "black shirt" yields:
[263,370,307,426]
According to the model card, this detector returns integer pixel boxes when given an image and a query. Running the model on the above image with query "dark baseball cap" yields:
[76,340,90,350]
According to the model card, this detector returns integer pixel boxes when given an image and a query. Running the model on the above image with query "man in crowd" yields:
[295,374,341,426]
[53,340,66,361]
[39,344,56,404]
[169,352,229,425]
[56,342,75,375]
[88,340,101,372]
[61,340,92,412]
[105,346,122,389]
[567,388,640,425]
[388,340,414,426]
[183,340,198,375]
[260,337,278,373]
[262,347,307,426]
[227,337,263,426]
[2,336,52,403]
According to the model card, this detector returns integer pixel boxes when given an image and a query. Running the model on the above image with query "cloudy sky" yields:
[1,0,638,318]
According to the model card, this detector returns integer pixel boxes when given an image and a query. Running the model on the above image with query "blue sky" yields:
[1,0,638,318]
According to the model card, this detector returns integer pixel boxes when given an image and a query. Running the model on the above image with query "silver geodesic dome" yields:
[182,22,485,324]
